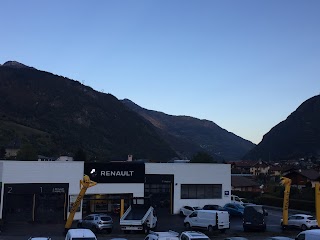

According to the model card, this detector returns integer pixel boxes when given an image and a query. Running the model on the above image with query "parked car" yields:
[65,229,97,240]
[184,209,230,233]
[243,204,268,231]
[295,229,320,240]
[239,198,248,203]
[223,203,244,216]
[202,204,225,211]
[77,213,113,233]
[231,195,244,205]
[180,206,201,216]
[180,231,210,240]
[144,230,179,240]
[280,214,318,230]
[224,238,249,240]
[265,237,294,240]
[28,238,51,240]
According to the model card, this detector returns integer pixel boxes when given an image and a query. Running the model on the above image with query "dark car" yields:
[203,204,225,211]
[243,204,268,231]
[223,203,244,216]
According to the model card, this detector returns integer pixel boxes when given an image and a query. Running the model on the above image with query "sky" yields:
[1,1,319,144]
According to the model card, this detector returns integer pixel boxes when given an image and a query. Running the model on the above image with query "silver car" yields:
[77,213,113,233]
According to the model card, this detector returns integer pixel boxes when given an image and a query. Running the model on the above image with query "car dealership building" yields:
[0,160,231,224]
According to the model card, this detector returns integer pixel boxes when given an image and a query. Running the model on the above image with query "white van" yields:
[295,229,320,240]
[231,195,244,205]
[65,229,97,240]
[184,210,229,233]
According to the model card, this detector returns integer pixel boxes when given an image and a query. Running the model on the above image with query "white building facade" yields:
[0,161,231,225]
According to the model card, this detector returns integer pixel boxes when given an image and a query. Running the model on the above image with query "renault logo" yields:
[90,168,97,177]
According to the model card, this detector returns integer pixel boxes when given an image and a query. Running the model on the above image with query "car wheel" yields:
[107,228,112,234]
[301,224,308,231]
[220,229,226,233]
[185,222,191,230]
[208,225,214,233]
[180,211,184,217]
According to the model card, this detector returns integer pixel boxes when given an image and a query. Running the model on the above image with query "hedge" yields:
[254,195,315,212]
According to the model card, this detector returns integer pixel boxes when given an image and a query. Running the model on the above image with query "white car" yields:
[180,231,210,240]
[281,214,318,230]
[28,238,51,240]
[180,206,201,216]
[266,237,294,240]
[144,230,179,240]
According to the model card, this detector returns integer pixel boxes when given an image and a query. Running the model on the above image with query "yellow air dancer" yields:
[65,175,97,232]
[280,176,291,227]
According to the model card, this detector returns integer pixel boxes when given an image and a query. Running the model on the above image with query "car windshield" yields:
[100,216,111,221]
[72,238,96,240]
[190,238,209,240]
[251,206,264,214]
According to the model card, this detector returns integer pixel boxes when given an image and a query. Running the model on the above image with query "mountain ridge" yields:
[243,95,320,161]
[0,62,178,161]
[121,98,256,161]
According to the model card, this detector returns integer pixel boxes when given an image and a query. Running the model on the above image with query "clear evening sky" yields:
[1,1,319,144]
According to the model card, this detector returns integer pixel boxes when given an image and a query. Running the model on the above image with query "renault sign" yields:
[84,162,145,183]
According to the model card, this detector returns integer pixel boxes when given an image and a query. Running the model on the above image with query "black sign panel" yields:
[145,174,174,184]
[84,162,145,183]
[4,183,69,195]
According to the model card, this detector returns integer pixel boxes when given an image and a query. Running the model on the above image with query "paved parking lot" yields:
[0,208,300,240]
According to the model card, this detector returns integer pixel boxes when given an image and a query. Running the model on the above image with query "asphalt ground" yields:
[0,208,302,240]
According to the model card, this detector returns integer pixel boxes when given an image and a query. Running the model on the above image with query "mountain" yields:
[243,95,320,161]
[2,61,34,69]
[0,62,178,161]
[121,99,256,161]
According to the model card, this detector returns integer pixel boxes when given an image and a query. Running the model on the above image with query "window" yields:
[84,216,94,221]
[296,233,305,240]
[189,212,197,218]
[181,234,188,240]
[181,184,222,199]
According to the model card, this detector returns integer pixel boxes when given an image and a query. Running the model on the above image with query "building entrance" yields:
[145,174,174,214]
[3,183,68,223]
[82,193,133,217]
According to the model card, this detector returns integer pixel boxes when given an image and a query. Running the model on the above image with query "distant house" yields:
[281,165,297,176]
[231,176,261,192]
[56,156,74,161]
[250,160,270,176]
[269,166,282,177]
[38,155,56,161]
[283,169,320,188]
[230,160,255,174]
[5,138,21,158]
